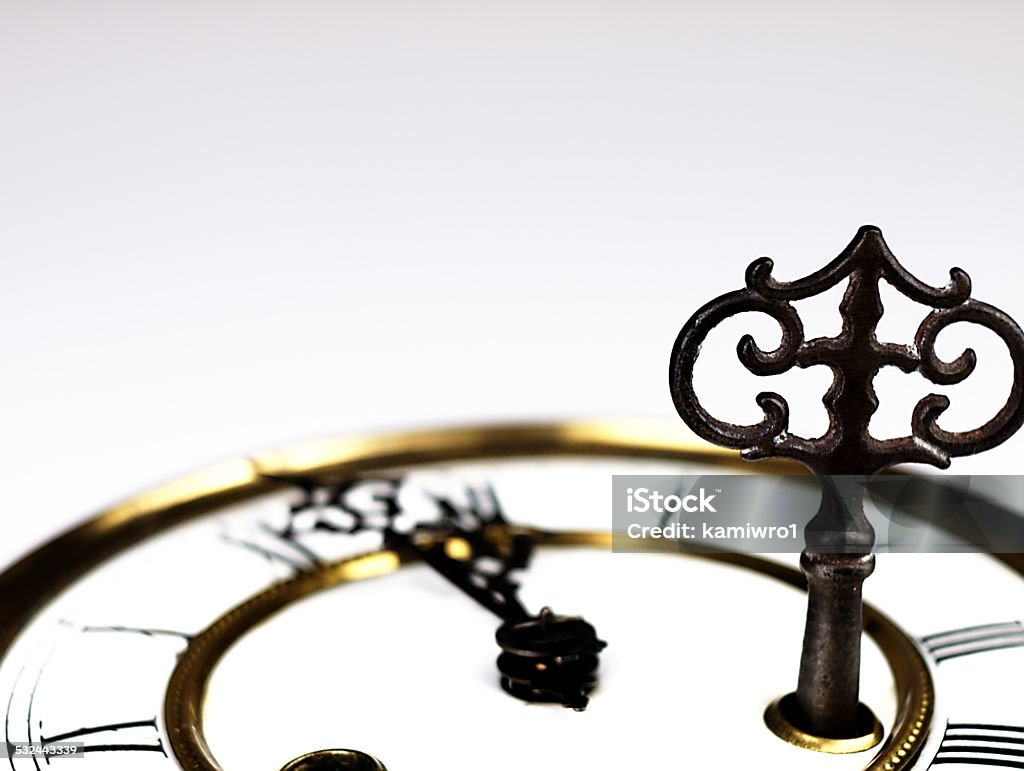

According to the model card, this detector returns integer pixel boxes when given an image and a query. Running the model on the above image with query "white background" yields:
[3,0,1024,570]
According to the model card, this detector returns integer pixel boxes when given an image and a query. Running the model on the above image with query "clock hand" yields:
[260,474,607,709]
[383,486,607,711]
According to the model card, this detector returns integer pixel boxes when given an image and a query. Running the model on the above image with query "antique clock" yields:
[3,227,1023,771]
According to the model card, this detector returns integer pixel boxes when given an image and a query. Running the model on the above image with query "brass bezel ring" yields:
[163,529,933,770]
[0,420,934,771]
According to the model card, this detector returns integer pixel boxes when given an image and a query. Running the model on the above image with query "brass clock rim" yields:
[0,418,784,658]
[0,418,939,770]
[165,550,408,771]
[163,531,933,771]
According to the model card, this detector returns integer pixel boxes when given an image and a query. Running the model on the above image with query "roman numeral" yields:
[39,718,166,756]
[282,477,403,536]
[921,621,1024,663]
[80,625,191,642]
[932,723,1024,768]
[221,521,322,573]
[221,477,407,573]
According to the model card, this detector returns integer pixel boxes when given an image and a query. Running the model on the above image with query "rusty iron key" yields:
[669,226,1024,741]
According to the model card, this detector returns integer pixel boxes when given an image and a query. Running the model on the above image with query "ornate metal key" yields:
[669,226,1024,741]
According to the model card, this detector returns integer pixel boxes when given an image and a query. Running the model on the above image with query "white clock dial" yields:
[1,422,1021,771]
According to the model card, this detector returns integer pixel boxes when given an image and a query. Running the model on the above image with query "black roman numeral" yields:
[220,477,406,573]
[80,625,191,642]
[921,621,1024,663]
[282,477,403,537]
[221,521,322,573]
[932,723,1024,768]
[39,718,166,757]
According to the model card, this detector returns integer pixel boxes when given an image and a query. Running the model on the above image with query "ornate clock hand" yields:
[669,226,1024,744]
[260,473,607,710]
[383,486,607,711]
[384,485,534,622]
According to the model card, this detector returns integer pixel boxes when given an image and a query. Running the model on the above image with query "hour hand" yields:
[383,486,606,710]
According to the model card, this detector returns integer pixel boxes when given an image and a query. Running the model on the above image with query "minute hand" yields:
[383,486,606,710]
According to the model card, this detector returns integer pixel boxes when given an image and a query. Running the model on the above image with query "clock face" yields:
[1,421,1022,771]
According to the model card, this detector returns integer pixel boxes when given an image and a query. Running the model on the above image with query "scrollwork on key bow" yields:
[669,225,1024,479]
